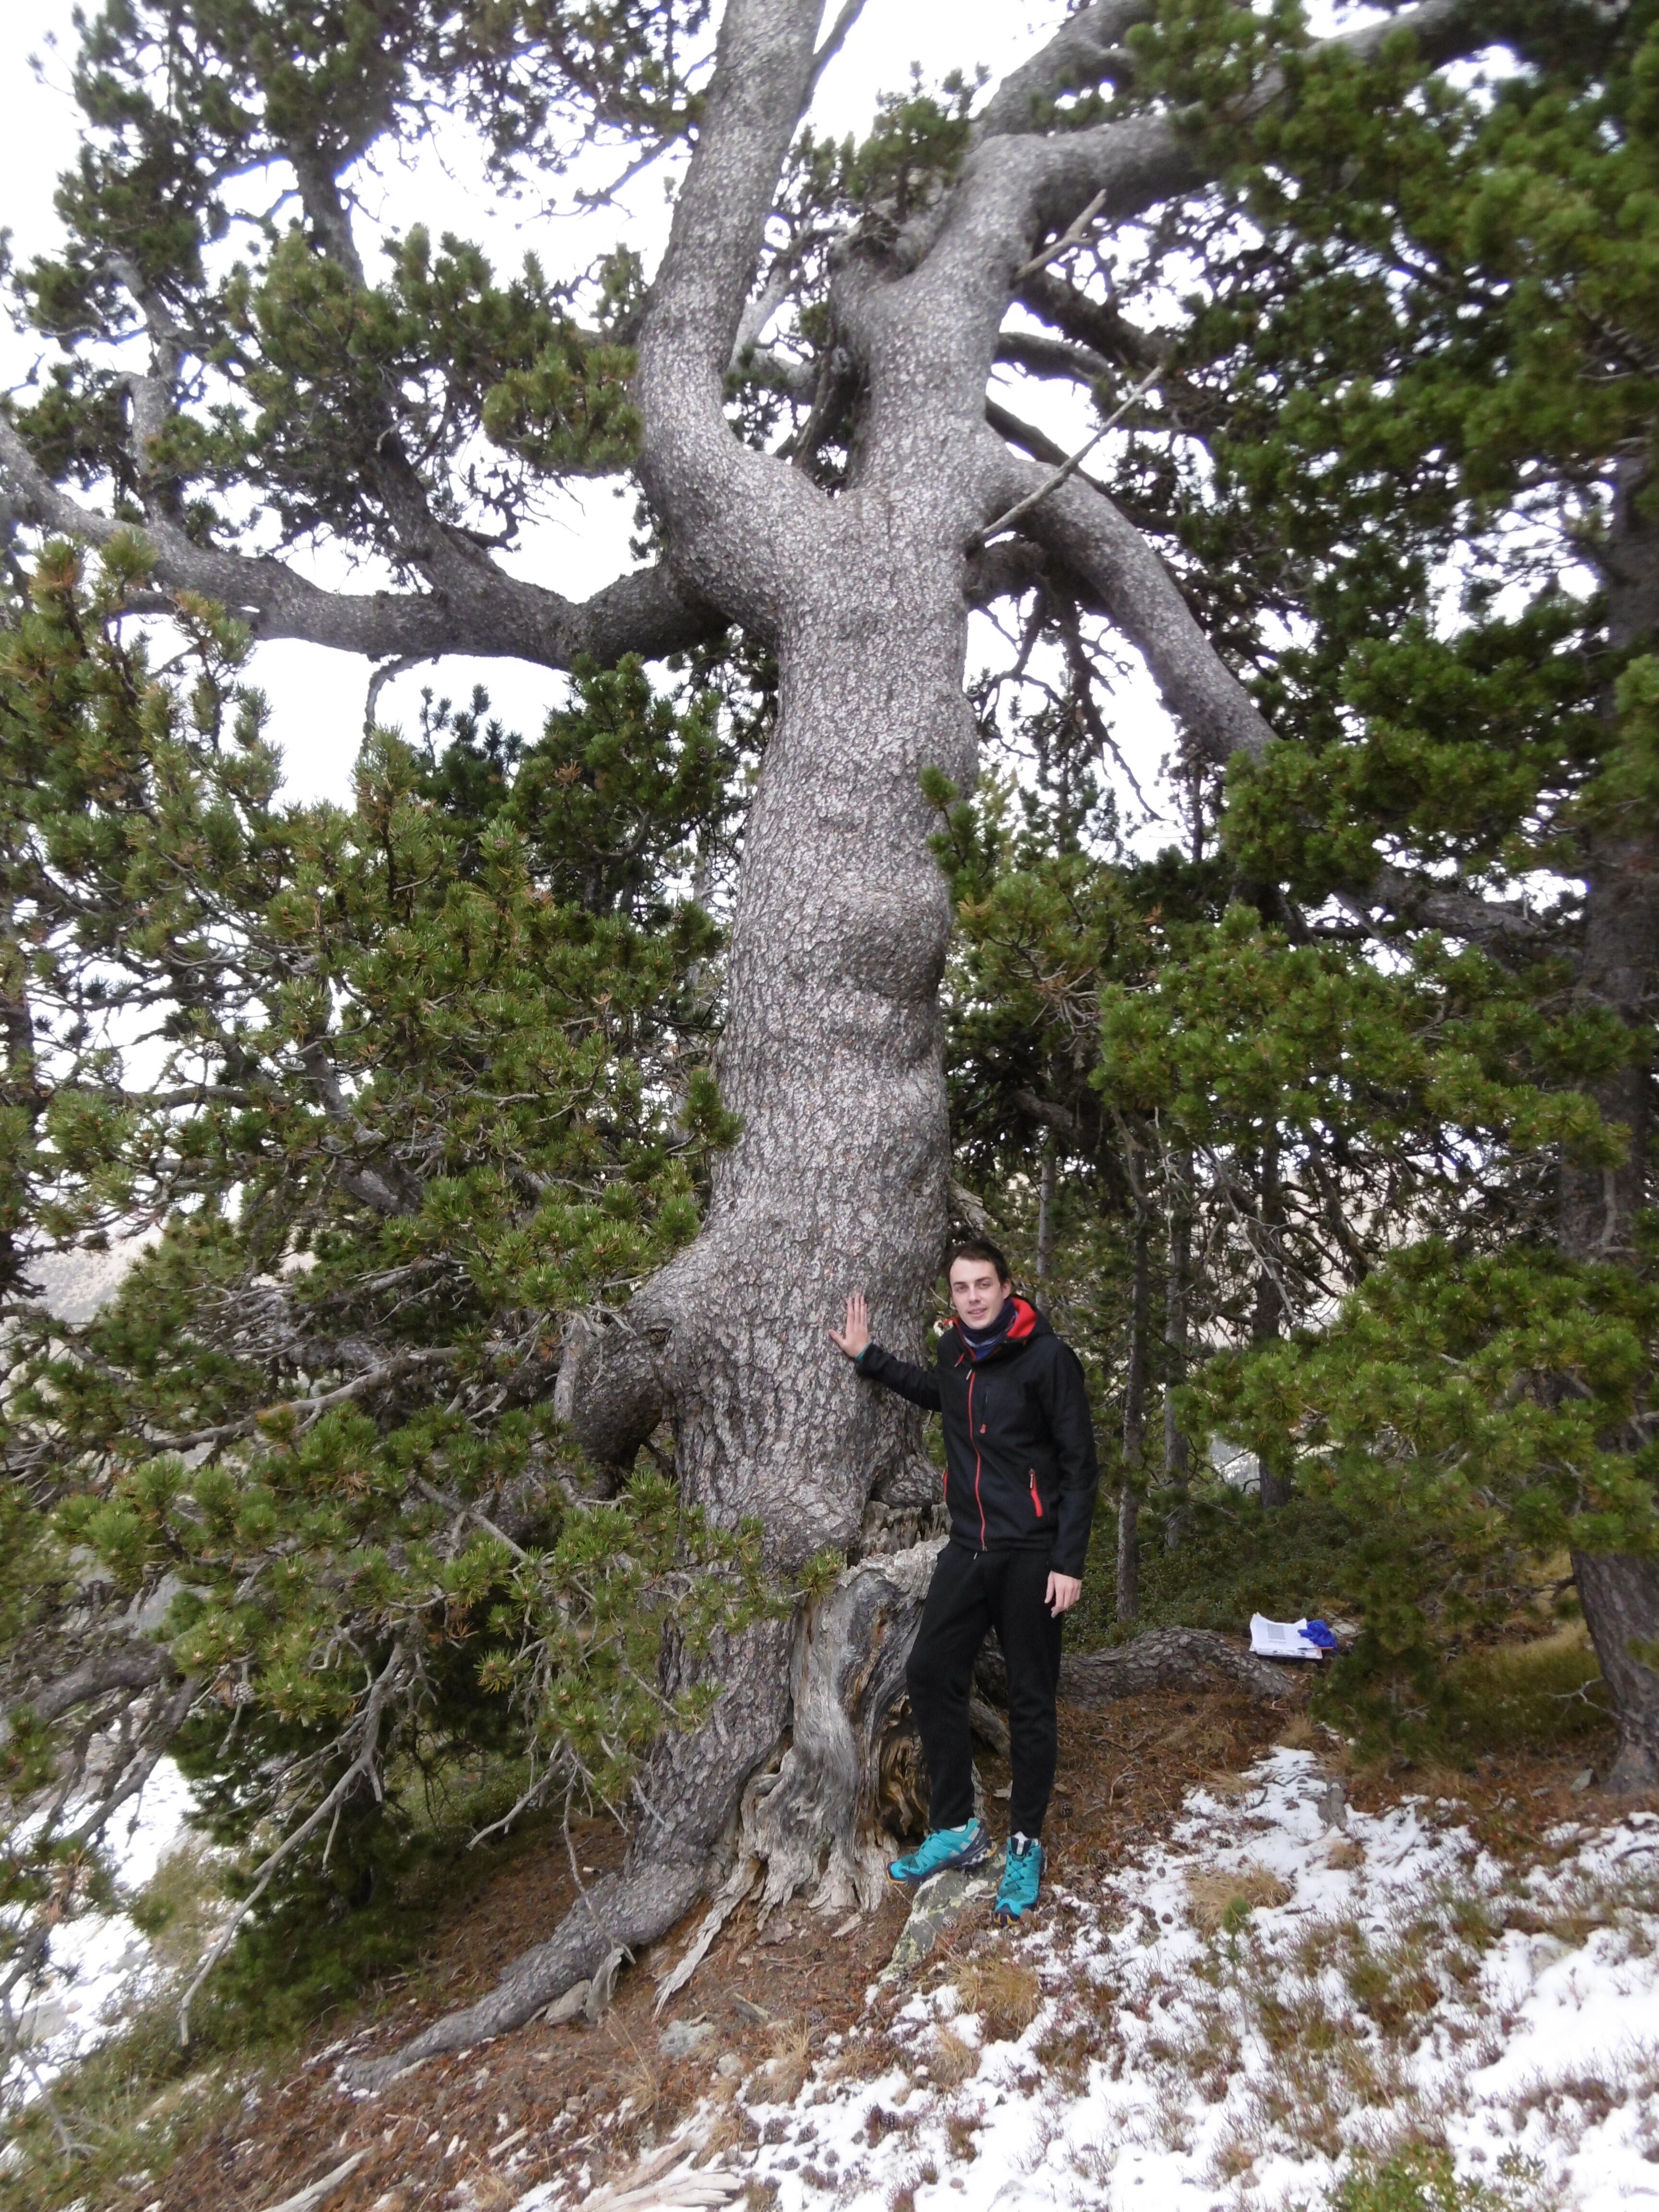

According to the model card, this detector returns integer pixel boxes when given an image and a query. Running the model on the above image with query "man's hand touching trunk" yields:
[829,1290,872,1359]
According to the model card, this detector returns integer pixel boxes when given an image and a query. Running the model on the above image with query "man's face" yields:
[948,1259,1011,1329]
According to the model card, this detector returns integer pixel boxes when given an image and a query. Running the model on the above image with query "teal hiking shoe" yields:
[993,1832,1044,1922]
[889,1818,992,1884]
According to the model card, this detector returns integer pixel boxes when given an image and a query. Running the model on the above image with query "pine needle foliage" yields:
[0,539,775,2040]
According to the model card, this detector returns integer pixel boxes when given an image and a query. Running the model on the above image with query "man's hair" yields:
[944,1237,1012,1284]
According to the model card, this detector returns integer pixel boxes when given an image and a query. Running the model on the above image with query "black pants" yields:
[905,1541,1065,1839]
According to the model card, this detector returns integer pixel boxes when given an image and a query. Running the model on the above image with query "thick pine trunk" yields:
[407,540,987,2077]
[358,572,973,2080]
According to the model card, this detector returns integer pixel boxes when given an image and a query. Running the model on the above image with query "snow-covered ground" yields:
[2,1758,198,2106]
[544,1750,1659,2212]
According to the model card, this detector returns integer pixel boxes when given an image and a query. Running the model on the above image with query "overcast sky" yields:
[1,2,1176,816]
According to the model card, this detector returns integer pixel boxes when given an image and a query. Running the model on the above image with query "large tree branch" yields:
[1339,871,1548,950]
[0,417,723,669]
[863,0,1493,477]
[634,0,828,628]
[988,436,1274,764]
[13,1642,177,1727]
[1015,271,1167,374]
[973,1,1152,144]
[987,443,1546,951]
[996,329,1118,387]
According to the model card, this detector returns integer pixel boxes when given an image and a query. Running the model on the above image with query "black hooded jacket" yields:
[854,1300,1100,1577]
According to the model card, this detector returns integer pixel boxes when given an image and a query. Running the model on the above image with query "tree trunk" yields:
[1163,1149,1191,1551]
[1573,1551,1659,1791]
[1035,1123,1057,1287]
[1253,1136,1293,1511]
[1116,1196,1150,1621]
[1563,452,1659,1789]
[977,1624,1292,1707]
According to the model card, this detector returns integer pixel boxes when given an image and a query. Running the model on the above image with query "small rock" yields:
[716,2052,744,2079]
[881,1853,1003,1980]
[659,2018,716,2061]
[1570,1768,1596,1793]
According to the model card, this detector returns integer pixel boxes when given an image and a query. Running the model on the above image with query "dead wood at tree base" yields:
[978,1625,1296,1708]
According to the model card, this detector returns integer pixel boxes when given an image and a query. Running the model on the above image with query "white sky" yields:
[0,1,1176,816]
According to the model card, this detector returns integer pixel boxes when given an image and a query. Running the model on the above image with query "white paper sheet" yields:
[1250,1612,1325,1659]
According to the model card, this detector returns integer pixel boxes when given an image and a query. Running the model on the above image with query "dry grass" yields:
[1202,1769,1259,1798]
[928,2027,979,2088]
[759,2018,813,2104]
[463,2173,517,2212]
[950,1950,1042,2042]
[1187,1863,1293,1935]
[1274,1714,1321,1751]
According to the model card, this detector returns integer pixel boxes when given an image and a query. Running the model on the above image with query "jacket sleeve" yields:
[854,1340,942,1411]
[1041,1342,1101,1578]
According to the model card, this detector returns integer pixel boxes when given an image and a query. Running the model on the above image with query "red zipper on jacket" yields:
[967,1367,986,1546]
[1029,1471,1044,1519]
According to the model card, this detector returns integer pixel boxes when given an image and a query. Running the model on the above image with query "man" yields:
[829,1240,1099,1923]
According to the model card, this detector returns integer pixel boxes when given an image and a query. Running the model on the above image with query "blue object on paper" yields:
[1298,1618,1339,1650]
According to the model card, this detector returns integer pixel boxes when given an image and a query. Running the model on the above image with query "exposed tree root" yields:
[346,1613,795,2088]
[653,1541,939,2009]
[347,1563,1299,2087]
[347,1859,709,2088]
[978,1623,1296,1708]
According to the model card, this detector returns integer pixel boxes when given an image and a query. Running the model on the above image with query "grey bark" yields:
[1035,1124,1058,1286]
[976,1624,1291,1707]
[1253,1138,1293,1512]
[1573,1551,1659,1792]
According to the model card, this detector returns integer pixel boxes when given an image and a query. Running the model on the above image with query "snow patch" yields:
[582,1750,1659,2212]
[3,1757,200,2106]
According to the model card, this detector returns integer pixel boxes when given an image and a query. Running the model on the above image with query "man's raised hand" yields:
[829,1290,872,1360]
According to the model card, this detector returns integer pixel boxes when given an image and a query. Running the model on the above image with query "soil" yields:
[129,1671,1622,2212]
